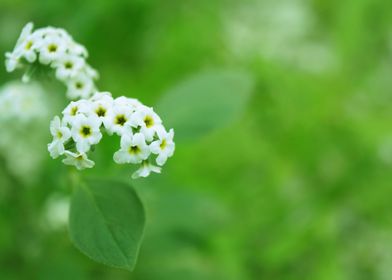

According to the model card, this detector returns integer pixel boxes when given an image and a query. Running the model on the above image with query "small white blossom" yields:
[128,106,162,141]
[62,100,90,124]
[87,95,113,126]
[132,160,161,179]
[90,91,112,102]
[39,36,67,65]
[5,52,21,72]
[105,104,132,136]
[114,133,150,164]
[62,151,95,170]
[53,54,85,80]
[48,116,71,158]
[71,114,102,153]
[17,33,40,63]
[15,22,34,48]
[66,73,95,99]
[67,41,88,57]
[114,96,142,111]
[5,22,34,72]
[150,128,175,166]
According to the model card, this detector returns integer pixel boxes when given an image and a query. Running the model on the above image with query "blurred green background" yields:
[1,0,392,279]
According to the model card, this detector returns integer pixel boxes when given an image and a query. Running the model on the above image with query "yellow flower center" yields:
[144,115,154,128]
[75,82,84,89]
[71,106,78,116]
[115,115,127,126]
[96,106,106,117]
[160,139,167,150]
[80,126,92,137]
[129,145,140,155]
[48,44,58,53]
[65,61,73,69]
[25,41,33,50]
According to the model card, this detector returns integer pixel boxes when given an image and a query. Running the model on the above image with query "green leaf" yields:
[69,179,145,271]
[156,70,254,142]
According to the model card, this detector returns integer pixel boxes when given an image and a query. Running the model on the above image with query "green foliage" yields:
[69,179,145,271]
[157,70,254,142]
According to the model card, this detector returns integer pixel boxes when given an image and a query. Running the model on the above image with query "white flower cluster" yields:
[0,81,50,181]
[0,81,49,123]
[48,92,175,179]
[5,22,98,100]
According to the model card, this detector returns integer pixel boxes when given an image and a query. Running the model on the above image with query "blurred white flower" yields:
[54,54,85,80]
[42,194,70,231]
[48,116,71,158]
[62,151,95,170]
[66,73,96,99]
[17,33,40,63]
[39,36,67,65]
[0,81,48,122]
[5,23,34,71]
[0,81,51,181]
[132,160,161,179]
[224,0,338,73]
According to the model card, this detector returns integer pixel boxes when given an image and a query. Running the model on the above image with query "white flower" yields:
[71,114,102,153]
[114,133,150,164]
[38,36,67,65]
[48,141,65,159]
[84,65,99,80]
[67,41,88,57]
[48,116,71,158]
[114,96,142,111]
[4,22,35,71]
[105,104,132,135]
[20,32,43,63]
[128,106,162,141]
[5,52,21,72]
[90,91,112,102]
[66,73,95,99]
[62,100,90,124]
[15,22,34,49]
[150,128,175,166]
[132,160,161,179]
[62,151,95,170]
[53,54,85,81]
[87,96,113,126]
[35,27,63,40]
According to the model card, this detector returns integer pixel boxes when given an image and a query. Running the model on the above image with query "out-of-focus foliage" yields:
[1,0,392,279]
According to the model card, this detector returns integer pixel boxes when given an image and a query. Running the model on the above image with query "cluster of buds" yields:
[48,92,175,178]
[5,23,98,100]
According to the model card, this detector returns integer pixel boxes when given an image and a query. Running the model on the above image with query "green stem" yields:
[68,167,83,192]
